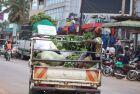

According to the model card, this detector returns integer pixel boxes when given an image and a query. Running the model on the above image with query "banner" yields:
[37,25,57,35]
[81,0,131,14]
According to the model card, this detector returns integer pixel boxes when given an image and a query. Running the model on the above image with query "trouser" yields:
[79,52,100,60]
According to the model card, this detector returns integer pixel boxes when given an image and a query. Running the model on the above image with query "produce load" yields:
[32,32,98,68]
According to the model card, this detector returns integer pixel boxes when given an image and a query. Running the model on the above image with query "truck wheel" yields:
[29,89,43,94]
[21,54,25,60]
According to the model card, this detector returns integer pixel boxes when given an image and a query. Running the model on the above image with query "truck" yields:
[29,35,102,94]
[17,25,32,59]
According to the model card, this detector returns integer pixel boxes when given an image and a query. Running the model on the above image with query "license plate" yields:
[55,85,76,88]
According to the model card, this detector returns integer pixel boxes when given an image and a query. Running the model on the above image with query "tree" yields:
[0,0,30,24]
[0,20,9,29]
[30,12,57,26]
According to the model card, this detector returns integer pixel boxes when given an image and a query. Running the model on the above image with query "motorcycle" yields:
[114,61,136,79]
[127,59,140,81]
[102,57,114,77]
[113,54,135,79]
[5,50,11,61]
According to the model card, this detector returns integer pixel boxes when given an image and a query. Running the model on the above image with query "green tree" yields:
[30,12,57,26]
[0,0,30,24]
[0,20,9,29]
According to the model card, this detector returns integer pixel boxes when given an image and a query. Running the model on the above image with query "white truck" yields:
[17,24,57,59]
[17,39,31,59]
[29,36,102,94]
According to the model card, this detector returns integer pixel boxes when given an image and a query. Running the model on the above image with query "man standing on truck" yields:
[79,27,103,60]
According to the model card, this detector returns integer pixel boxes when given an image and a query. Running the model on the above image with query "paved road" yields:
[0,57,140,94]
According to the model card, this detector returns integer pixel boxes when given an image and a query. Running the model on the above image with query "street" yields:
[0,57,140,94]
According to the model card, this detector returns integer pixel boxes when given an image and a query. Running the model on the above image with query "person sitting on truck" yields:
[79,27,103,60]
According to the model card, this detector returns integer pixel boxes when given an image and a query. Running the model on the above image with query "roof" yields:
[103,20,140,28]
[111,16,140,21]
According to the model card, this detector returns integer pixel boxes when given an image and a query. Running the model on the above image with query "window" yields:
[46,7,64,20]
[39,0,44,9]
[46,0,65,6]
[32,0,44,10]
[32,0,38,10]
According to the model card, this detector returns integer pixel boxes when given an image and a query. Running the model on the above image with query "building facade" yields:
[45,0,81,26]
[29,0,140,26]
[29,0,45,17]
[136,0,140,16]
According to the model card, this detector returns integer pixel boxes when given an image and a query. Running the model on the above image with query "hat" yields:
[95,27,102,34]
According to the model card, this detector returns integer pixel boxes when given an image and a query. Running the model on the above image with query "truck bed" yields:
[33,66,101,87]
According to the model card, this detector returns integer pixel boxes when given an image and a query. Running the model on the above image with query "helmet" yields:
[125,45,129,48]
[125,45,129,51]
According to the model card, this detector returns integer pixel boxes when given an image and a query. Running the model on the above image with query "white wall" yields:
[136,0,140,16]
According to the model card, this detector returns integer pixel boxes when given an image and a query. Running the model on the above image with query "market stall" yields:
[102,20,140,51]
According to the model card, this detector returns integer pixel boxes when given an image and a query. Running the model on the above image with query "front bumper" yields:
[31,86,100,93]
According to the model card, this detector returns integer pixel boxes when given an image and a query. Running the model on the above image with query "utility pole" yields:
[79,0,83,35]
[132,0,136,16]
[121,0,126,15]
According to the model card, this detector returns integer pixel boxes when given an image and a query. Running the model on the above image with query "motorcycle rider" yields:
[123,45,131,65]
[4,39,12,59]
[131,45,140,63]
[5,39,12,50]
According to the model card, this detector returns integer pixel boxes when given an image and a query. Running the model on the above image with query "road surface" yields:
[0,57,140,94]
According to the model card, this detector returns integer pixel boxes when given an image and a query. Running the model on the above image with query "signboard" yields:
[37,25,57,35]
[12,25,17,37]
[82,0,131,14]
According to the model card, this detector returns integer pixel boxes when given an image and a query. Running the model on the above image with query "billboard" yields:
[81,0,131,14]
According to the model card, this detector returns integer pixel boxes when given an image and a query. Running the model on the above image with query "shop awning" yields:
[103,20,140,28]
[82,23,102,29]
[63,23,102,32]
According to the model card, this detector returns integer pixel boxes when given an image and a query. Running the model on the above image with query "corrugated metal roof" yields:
[103,20,140,28]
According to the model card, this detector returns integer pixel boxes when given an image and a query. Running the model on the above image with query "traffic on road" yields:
[0,57,139,94]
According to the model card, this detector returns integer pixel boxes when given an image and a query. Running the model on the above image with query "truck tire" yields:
[21,54,25,60]
[29,89,43,94]
[77,92,100,94]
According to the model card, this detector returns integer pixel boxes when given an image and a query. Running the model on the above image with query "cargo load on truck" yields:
[29,34,102,94]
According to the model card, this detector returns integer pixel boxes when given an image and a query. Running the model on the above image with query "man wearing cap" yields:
[79,27,103,61]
